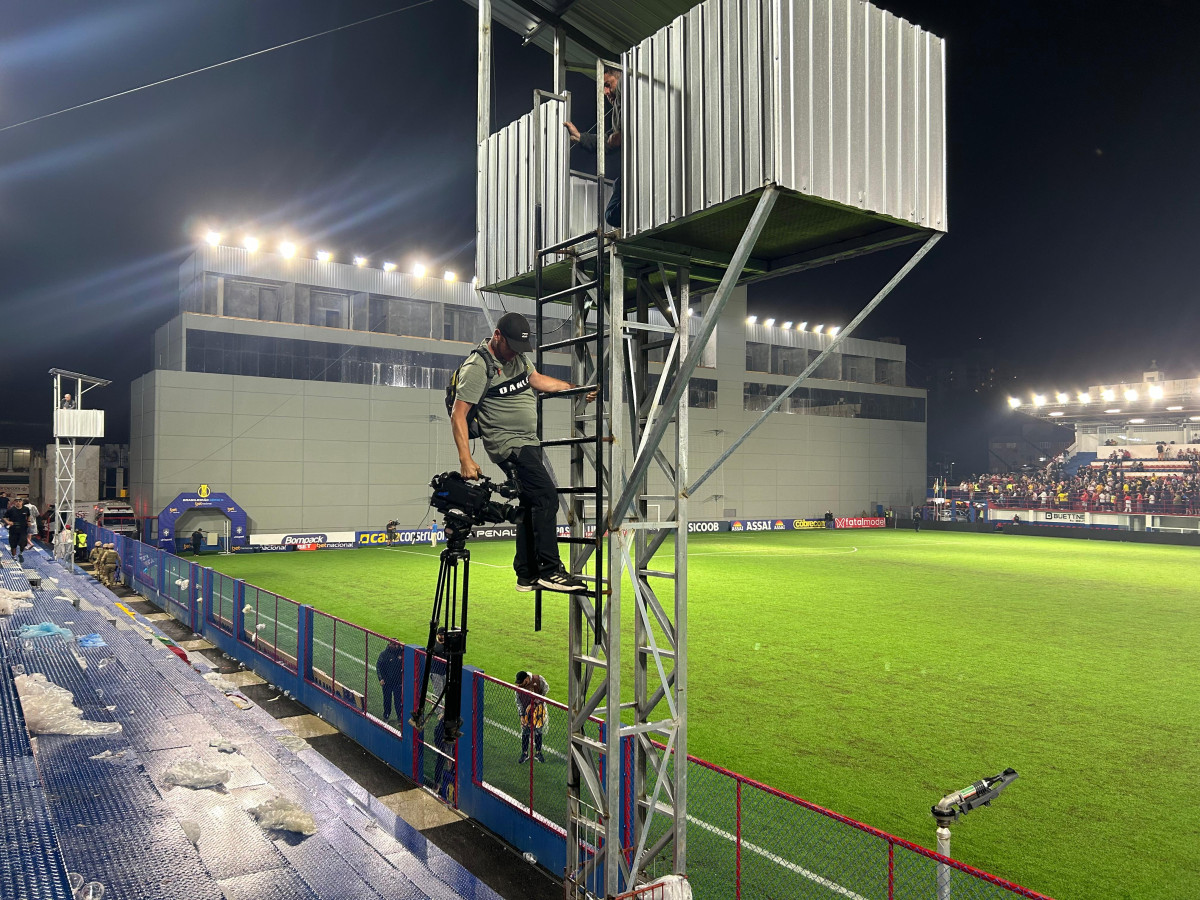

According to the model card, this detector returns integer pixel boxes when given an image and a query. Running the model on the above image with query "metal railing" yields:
[73,522,1055,900]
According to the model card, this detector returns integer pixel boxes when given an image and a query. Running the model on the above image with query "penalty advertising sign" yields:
[157,485,249,553]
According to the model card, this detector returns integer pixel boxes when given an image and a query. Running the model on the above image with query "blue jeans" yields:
[605,176,621,228]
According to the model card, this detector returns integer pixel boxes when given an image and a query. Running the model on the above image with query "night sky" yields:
[1,0,1198,467]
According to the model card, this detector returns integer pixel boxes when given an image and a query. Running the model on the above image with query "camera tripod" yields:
[410,517,473,741]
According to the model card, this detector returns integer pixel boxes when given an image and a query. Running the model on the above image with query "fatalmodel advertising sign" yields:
[157,488,249,554]
[834,517,886,529]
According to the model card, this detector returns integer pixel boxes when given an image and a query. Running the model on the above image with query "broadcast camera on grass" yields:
[410,472,521,741]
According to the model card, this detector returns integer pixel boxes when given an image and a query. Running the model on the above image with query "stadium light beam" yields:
[1007,397,1021,409]
[316,250,332,262]
[413,263,426,277]
[828,326,841,336]
[1125,389,1139,401]
[205,230,221,247]
[1102,389,1116,401]
[279,241,296,259]
[798,321,808,331]
[1078,392,1091,404]
[1148,385,1163,400]
[383,261,397,272]
[782,321,793,330]
[814,324,824,334]
[354,255,367,267]
[746,315,757,324]
[243,236,259,253]
[444,271,457,282]
[1032,394,1046,407]
[764,318,775,327]
[1055,392,1069,403]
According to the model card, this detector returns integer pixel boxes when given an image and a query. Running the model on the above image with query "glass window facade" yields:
[185,330,568,388]
[688,378,718,409]
[743,382,924,422]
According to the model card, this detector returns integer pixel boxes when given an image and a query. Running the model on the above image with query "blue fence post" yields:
[201,567,213,637]
[234,579,246,644]
[297,606,313,682]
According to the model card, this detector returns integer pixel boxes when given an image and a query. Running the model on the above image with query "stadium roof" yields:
[462,0,698,65]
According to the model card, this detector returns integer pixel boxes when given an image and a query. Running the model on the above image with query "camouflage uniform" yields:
[88,542,103,566]
[98,544,121,588]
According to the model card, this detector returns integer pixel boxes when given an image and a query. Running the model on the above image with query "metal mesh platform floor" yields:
[0,539,503,900]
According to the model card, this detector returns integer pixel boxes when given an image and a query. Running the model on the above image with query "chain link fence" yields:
[309,610,404,731]
[413,647,457,803]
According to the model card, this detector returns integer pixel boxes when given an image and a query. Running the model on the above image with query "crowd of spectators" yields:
[950,447,1200,515]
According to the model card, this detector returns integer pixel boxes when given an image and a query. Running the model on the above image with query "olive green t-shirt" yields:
[456,340,537,463]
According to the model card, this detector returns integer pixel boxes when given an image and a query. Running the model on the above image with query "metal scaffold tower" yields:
[471,1,947,894]
[50,369,109,564]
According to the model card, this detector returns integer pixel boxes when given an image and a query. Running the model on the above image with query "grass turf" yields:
[201,529,1200,900]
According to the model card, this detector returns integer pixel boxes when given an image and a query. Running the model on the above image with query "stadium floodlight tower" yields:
[469,0,947,894]
[49,369,109,564]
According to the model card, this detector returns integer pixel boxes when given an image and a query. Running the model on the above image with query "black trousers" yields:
[499,445,562,579]
[9,528,26,555]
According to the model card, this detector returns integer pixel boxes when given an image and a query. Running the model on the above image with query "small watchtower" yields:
[49,368,109,561]
[471,1,946,895]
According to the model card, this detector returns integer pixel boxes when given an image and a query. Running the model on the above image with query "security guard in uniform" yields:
[74,529,89,562]
[98,543,121,588]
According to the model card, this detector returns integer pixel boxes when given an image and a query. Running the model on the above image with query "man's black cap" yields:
[497,312,534,353]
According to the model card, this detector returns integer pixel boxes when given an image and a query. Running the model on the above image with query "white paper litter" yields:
[202,672,237,691]
[13,674,122,736]
[209,739,238,754]
[248,795,317,835]
[161,758,231,790]
[180,820,201,845]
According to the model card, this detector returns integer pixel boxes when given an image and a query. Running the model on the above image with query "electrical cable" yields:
[0,0,439,135]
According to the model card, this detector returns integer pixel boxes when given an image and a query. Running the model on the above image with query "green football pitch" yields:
[202,529,1199,900]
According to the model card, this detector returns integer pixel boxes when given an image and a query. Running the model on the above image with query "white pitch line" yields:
[688,547,859,557]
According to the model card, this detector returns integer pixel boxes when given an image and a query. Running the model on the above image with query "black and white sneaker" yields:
[516,576,537,593]
[538,569,587,593]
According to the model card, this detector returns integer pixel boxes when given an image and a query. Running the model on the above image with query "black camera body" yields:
[429,471,521,549]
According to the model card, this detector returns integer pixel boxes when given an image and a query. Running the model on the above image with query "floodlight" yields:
[413,263,427,277]
[764,318,775,327]
[1101,389,1116,401]
[1032,394,1046,407]
[782,321,793,330]
[1167,405,1183,411]
[471,276,479,286]
[1105,408,1121,414]
[746,315,757,324]
[205,230,221,247]
[1055,392,1068,403]
[1124,389,1138,401]
[444,271,457,282]
[798,322,808,331]
[1148,385,1163,399]
[243,236,260,252]
[814,324,824,333]
[383,261,397,272]
[828,326,841,336]
[279,241,296,259]
[688,307,696,316]
[1007,397,1021,409]
[316,250,332,262]
[1078,392,1091,404]
[1049,411,1063,417]
[354,255,367,267]
[1129,418,1145,424]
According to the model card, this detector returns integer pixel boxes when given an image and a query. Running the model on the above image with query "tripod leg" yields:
[411,552,451,728]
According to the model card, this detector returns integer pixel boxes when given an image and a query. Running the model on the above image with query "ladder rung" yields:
[559,536,600,545]
[638,569,675,579]
[571,733,606,753]
[557,486,598,495]
[541,436,596,448]
[540,333,600,352]
[539,280,600,304]
[572,654,608,668]
[540,231,598,255]
[638,646,676,659]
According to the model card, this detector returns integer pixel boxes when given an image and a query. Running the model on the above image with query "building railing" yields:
[76,522,1054,900]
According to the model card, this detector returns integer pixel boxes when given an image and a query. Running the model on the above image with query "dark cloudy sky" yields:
[1,0,1198,447]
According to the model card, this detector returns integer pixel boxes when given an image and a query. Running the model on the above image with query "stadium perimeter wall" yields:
[77,519,1053,900]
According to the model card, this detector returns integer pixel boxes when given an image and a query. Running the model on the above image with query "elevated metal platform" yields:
[0,542,502,900]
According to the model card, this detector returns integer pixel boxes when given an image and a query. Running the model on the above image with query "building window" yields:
[745,341,770,373]
[743,382,924,422]
[688,378,718,409]
[11,449,31,472]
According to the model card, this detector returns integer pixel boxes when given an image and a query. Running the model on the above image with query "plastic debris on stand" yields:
[18,621,74,641]
[276,733,309,753]
[209,739,238,754]
[248,796,317,835]
[78,634,108,649]
[180,820,201,845]
[161,758,232,790]
[13,674,122,736]
[202,672,237,692]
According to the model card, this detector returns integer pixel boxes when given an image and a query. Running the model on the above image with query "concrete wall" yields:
[41,444,100,509]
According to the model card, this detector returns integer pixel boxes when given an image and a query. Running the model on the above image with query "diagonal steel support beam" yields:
[608,185,779,528]
[686,231,943,497]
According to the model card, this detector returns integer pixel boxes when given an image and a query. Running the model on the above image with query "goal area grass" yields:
[202,528,1199,900]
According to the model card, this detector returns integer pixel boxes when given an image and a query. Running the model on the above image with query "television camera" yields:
[411,472,522,741]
